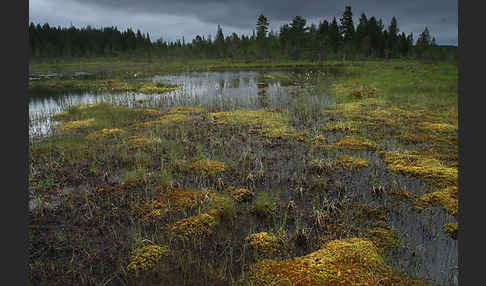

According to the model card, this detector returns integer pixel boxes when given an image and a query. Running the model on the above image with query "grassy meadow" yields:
[28,59,458,285]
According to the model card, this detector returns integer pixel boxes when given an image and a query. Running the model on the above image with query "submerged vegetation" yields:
[29,60,458,285]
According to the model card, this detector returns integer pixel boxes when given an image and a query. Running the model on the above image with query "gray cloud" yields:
[29,0,457,45]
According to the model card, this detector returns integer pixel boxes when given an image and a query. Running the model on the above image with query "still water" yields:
[28,70,333,139]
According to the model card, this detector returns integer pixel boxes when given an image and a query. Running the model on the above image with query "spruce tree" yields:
[256,14,269,59]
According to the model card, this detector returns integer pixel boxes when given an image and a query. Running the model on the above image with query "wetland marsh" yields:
[28,60,458,286]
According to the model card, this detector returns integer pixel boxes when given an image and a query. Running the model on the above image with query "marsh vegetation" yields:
[28,60,458,285]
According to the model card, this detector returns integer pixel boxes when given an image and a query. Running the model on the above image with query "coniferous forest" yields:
[29,6,457,62]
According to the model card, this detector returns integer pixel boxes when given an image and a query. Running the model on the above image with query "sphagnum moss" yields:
[249,238,396,286]
[232,188,254,202]
[414,186,458,216]
[165,213,218,237]
[126,136,161,149]
[442,222,458,239]
[190,159,227,175]
[138,84,180,94]
[136,113,193,129]
[245,232,284,257]
[380,151,458,188]
[337,155,369,170]
[127,245,170,273]
[58,118,96,131]
[209,109,307,140]
[137,188,216,220]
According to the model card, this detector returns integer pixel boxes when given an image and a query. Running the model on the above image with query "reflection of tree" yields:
[230,78,239,88]
[257,73,269,108]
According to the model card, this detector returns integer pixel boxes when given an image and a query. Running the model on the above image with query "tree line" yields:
[29,6,456,61]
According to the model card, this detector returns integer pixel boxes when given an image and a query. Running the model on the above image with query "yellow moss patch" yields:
[323,120,362,133]
[84,131,104,141]
[414,186,458,215]
[85,128,127,141]
[127,245,170,272]
[210,108,310,140]
[138,188,216,220]
[210,109,304,140]
[58,118,96,131]
[337,155,369,170]
[102,128,125,135]
[249,238,394,286]
[232,188,254,202]
[136,113,193,128]
[75,103,102,110]
[169,106,205,114]
[165,213,217,237]
[246,232,284,257]
[263,74,277,80]
[138,84,180,94]
[127,136,161,149]
[132,108,163,116]
[177,159,227,175]
[442,222,458,239]
[380,151,458,187]
[51,112,70,121]
[419,122,457,133]
[323,135,377,151]
[367,227,400,254]
[323,98,387,116]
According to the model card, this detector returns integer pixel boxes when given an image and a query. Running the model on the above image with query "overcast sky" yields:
[29,0,458,46]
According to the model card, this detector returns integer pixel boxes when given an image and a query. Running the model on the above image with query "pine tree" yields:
[328,17,341,55]
[387,17,399,57]
[339,6,355,43]
[289,16,308,60]
[215,24,225,58]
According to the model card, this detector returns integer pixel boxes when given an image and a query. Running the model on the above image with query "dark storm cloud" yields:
[30,0,457,45]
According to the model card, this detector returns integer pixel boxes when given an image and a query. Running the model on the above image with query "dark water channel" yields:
[28,69,457,286]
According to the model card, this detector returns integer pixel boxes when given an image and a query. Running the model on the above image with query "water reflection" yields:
[29,70,334,139]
